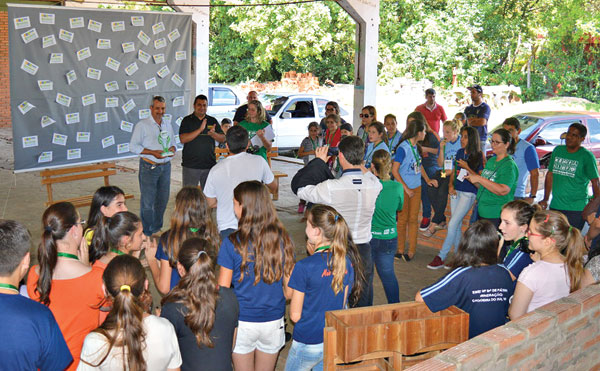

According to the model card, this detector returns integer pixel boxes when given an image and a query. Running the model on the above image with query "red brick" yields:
[442,341,493,367]
[560,351,573,366]
[517,357,541,370]
[507,344,535,367]
[591,362,600,371]
[538,299,582,323]
[404,358,457,371]
[478,326,526,352]
[569,286,600,312]
[567,317,588,332]
[510,311,555,338]
[584,335,600,351]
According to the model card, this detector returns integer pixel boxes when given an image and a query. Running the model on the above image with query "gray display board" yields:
[8,4,192,172]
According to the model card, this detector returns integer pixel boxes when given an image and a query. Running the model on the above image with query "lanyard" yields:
[0,283,19,293]
[315,245,331,253]
[309,137,319,150]
[326,129,339,146]
[57,252,79,260]
[389,131,399,147]
[408,141,420,167]
[110,248,125,256]
[366,141,383,161]
[506,237,526,258]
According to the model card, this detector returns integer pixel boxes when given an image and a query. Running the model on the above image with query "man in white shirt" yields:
[204,125,277,240]
[298,136,382,307]
[129,96,176,237]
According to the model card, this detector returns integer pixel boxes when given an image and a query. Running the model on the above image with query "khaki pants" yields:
[397,186,421,257]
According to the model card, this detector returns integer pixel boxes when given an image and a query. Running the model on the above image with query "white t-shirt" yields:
[77,315,182,371]
[518,260,570,313]
[204,152,275,231]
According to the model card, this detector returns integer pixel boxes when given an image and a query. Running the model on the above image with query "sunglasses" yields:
[360,114,371,118]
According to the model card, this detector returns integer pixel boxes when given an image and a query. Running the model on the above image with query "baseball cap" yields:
[467,84,483,93]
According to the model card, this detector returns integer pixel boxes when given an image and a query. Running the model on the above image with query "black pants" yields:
[427,170,450,225]
[353,242,373,308]
[550,208,585,230]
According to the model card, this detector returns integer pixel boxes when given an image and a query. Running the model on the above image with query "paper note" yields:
[139,109,150,119]
[137,31,151,45]
[14,16,30,30]
[125,62,138,76]
[171,73,184,87]
[38,80,53,91]
[77,47,91,61]
[87,68,101,80]
[104,81,119,92]
[131,16,144,27]
[59,29,74,43]
[173,96,184,107]
[76,132,90,142]
[81,93,96,106]
[21,28,38,44]
[154,38,166,49]
[163,114,172,124]
[38,151,52,163]
[67,148,81,160]
[152,22,165,35]
[175,135,181,144]
[39,13,55,25]
[122,99,136,114]
[21,59,38,75]
[56,93,72,107]
[97,39,111,49]
[41,116,55,128]
[175,117,183,126]
[153,53,165,64]
[138,49,150,64]
[105,57,120,72]
[49,53,63,64]
[144,77,157,90]
[120,120,134,132]
[175,51,187,60]
[111,21,125,32]
[42,34,56,48]
[65,112,80,125]
[168,29,181,42]
[105,97,118,108]
[52,133,68,146]
[122,42,135,53]
[95,112,108,123]
[22,136,38,148]
[126,80,139,90]
[88,19,102,33]
[117,143,130,154]
[157,65,170,78]
[457,168,468,182]
[70,17,84,29]
[102,135,115,148]
[66,70,77,85]
[18,101,35,115]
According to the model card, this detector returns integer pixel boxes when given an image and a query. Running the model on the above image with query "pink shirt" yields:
[518,260,570,313]
[415,103,447,134]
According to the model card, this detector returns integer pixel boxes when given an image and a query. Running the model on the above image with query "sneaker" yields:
[434,221,447,230]
[444,264,452,270]
[402,254,412,262]
[297,203,306,214]
[422,227,436,238]
[427,256,445,269]
[419,217,431,231]
[394,253,404,260]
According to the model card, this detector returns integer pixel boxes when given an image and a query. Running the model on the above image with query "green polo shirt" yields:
[477,156,518,219]
[371,179,404,239]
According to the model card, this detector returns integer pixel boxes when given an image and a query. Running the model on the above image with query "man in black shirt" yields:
[233,90,272,125]
[179,94,225,189]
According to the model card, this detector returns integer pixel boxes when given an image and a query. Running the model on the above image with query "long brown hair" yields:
[90,211,141,263]
[531,210,587,292]
[231,181,294,285]
[162,238,219,347]
[161,187,219,267]
[38,202,78,306]
[371,149,392,181]
[83,255,148,370]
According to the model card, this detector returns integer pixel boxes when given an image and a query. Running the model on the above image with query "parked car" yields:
[485,111,600,168]
[206,84,243,122]
[260,93,352,149]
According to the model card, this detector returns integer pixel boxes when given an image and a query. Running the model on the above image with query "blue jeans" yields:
[219,228,236,241]
[354,242,373,307]
[138,159,171,236]
[285,340,323,371]
[438,191,477,260]
[370,237,399,303]
[420,166,438,219]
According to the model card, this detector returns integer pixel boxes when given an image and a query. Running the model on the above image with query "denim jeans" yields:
[420,166,438,219]
[438,191,476,260]
[370,237,400,303]
[285,340,323,371]
[138,159,171,236]
[219,228,236,241]
[354,242,373,307]
[427,170,450,225]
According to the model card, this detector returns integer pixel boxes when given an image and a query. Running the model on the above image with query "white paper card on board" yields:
[38,152,53,163]
[111,21,125,32]
[144,77,157,90]
[153,54,165,64]
[97,39,111,49]
[67,148,81,160]
[163,114,172,124]
[126,80,139,90]
[175,51,187,61]
[65,112,80,125]
[81,93,96,106]
[168,29,181,42]
[125,62,138,76]
[122,99,136,114]
[152,22,165,35]
[104,81,119,92]
[42,35,56,48]
[69,17,84,29]
[40,13,55,25]
[14,17,30,30]
[139,109,150,119]
[49,53,63,64]
[131,16,144,27]
[56,93,72,107]
[120,120,134,132]
[105,57,120,72]
[102,135,115,148]
[105,97,119,108]
[18,101,35,115]
[138,49,150,64]
[76,132,90,142]
[41,116,55,128]
[171,73,184,87]
[22,136,38,148]
[21,28,38,44]
[154,38,166,49]
[52,133,68,146]
[38,80,53,91]
[59,29,74,43]
[117,143,130,154]
[66,70,77,85]
[173,96,184,107]
[87,68,101,80]
[137,31,151,45]
[77,47,91,61]
[175,134,180,144]
[157,65,170,78]
[122,42,135,53]
[175,117,183,126]
[88,20,102,33]
[21,59,38,75]
[95,112,108,123]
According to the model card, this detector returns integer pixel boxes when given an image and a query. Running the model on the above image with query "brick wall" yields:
[407,284,600,370]
[0,11,10,128]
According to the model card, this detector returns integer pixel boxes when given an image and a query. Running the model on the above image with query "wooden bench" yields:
[40,162,134,208]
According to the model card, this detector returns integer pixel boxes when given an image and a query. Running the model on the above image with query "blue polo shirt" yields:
[512,139,540,197]
[394,140,421,190]
[464,102,491,142]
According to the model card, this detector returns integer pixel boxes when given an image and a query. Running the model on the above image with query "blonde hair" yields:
[246,100,267,123]
[371,149,392,180]
[443,119,462,134]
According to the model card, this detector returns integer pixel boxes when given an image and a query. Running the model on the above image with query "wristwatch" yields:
[528,194,536,198]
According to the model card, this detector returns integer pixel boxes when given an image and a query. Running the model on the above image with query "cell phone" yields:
[327,147,339,156]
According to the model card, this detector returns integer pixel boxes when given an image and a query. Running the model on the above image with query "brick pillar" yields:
[0,11,11,128]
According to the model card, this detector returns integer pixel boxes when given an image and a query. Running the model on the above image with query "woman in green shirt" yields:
[465,128,518,228]
[238,100,274,162]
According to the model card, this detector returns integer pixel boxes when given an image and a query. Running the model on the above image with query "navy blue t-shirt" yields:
[155,236,181,290]
[503,242,534,281]
[464,102,491,141]
[454,148,483,194]
[217,237,286,322]
[0,293,73,370]
[289,252,354,344]
[421,132,440,171]
[420,265,513,338]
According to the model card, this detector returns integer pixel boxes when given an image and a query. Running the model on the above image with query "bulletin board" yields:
[8,4,192,172]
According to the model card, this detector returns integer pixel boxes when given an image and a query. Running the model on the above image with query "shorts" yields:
[233,317,285,354]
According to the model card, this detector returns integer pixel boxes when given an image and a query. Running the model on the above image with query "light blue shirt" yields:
[364,141,390,168]
[129,117,176,164]
[512,139,539,197]
[441,136,462,171]
[394,140,421,190]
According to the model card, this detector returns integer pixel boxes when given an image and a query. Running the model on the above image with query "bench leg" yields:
[272,178,280,201]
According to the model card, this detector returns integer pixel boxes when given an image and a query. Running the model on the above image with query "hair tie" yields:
[197,250,207,261]
[334,215,339,222]
[189,227,199,233]
[120,285,131,292]
[543,214,550,223]
[44,226,53,233]
[569,226,573,233]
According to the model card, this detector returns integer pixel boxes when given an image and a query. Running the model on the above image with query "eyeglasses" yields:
[360,114,371,118]
[489,139,503,145]
[526,229,544,238]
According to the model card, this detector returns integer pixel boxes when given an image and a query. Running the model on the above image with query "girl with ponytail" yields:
[285,205,362,370]
[84,186,128,247]
[27,202,104,371]
[161,238,239,371]
[79,255,182,371]
[217,181,295,371]
[89,211,143,268]
[509,210,596,320]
